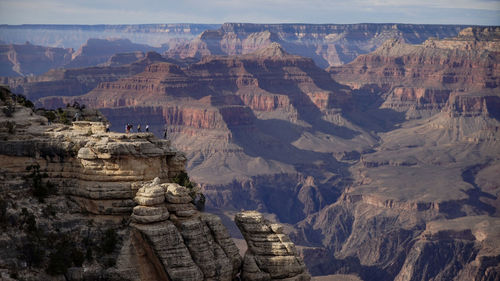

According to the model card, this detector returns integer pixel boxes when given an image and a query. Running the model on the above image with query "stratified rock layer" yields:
[235,211,311,281]
[167,23,465,68]
[329,26,500,119]
[130,179,242,281]
[0,42,72,76]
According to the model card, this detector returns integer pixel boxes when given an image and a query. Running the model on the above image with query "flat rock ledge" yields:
[235,211,311,281]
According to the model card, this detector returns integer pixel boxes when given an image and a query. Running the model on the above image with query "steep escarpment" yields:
[66,38,166,69]
[0,42,73,76]
[330,26,500,119]
[167,23,466,67]
[2,51,170,101]
[0,24,220,49]
[287,30,500,278]
[0,86,310,280]
[6,25,500,281]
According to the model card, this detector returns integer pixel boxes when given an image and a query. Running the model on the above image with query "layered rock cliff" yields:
[282,27,500,280]
[0,24,220,49]
[329,26,500,119]
[235,211,310,281]
[66,38,166,69]
[0,42,73,76]
[38,44,376,225]
[3,25,500,281]
[0,86,310,280]
[167,23,466,67]
[2,51,171,101]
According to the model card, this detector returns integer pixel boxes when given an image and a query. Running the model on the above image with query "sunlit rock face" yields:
[0,91,312,280]
[235,211,311,281]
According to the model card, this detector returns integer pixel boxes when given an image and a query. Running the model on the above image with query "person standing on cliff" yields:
[163,128,168,139]
[106,123,110,133]
[145,124,149,132]
[137,124,141,132]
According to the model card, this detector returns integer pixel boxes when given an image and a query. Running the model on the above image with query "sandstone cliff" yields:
[0,86,310,280]
[235,211,310,281]
[282,28,500,280]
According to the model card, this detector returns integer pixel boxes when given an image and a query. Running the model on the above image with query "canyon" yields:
[0,86,310,280]
[167,23,466,68]
[0,24,219,49]
[0,42,73,76]
[0,38,171,78]
[0,24,499,280]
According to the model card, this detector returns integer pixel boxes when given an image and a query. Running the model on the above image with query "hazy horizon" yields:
[1,0,499,26]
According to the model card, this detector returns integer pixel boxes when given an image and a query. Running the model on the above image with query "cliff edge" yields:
[0,86,310,281]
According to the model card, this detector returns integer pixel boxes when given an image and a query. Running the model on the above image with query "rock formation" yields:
[167,23,466,67]
[0,42,73,76]
[329,26,500,119]
[130,179,242,281]
[235,211,311,281]
[0,86,312,280]
[2,25,500,281]
[0,24,220,50]
[101,52,146,67]
[66,38,165,69]
[1,51,170,101]
[37,43,371,225]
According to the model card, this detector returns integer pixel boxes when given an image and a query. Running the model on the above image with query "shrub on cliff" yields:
[172,171,206,211]
[6,121,16,134]
[14,94,34,109]
[25,164,57,202]
[2,100,15,117]
[0,197,8,228]
[0,86,33,117]
[19,241,45,268]
[44,232,87,275]
[100,228,118,254]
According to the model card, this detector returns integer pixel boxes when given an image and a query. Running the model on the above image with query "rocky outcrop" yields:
[0,87,317,280]
[40,43,351,131]
[130,179,242,281]
[235,211,311,281]
[446,91,500,119]
[167,23,465,68]
[0,93,187,215]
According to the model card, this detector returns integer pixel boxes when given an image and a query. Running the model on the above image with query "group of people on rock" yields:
[117,123,169,139]
[125,123,150,133]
